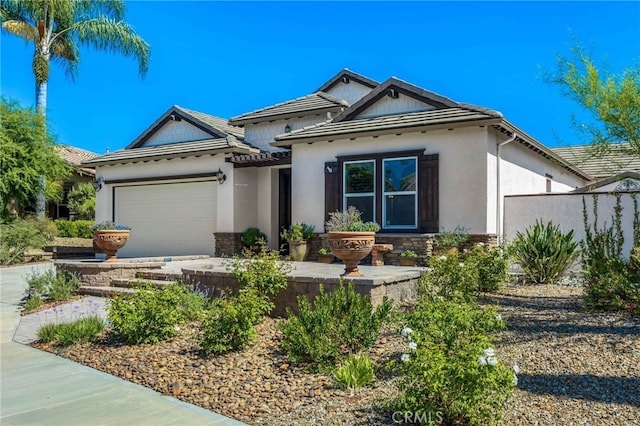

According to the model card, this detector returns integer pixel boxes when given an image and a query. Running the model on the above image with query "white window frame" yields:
[343,160,376,222]
[382,156,418,229]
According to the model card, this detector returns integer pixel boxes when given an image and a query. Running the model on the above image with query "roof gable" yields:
[126,105,244,149]
[332,77,459,123]
[315,68,379,92]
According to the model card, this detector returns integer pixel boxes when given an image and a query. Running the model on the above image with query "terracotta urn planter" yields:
[288,240,309,262]
[327,231,376,277]
[93,230,130,262]
[399,257,418,267]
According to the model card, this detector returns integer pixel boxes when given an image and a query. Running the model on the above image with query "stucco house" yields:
[84,69,592,259]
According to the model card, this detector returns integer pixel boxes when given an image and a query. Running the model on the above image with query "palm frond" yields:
[0,0,34,25]
[50,34,79,81]
[75,0,126,20]
[72,16,150,77]
[1,20,37,41]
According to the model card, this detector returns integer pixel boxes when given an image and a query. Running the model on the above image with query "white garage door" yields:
[114,180,217,257]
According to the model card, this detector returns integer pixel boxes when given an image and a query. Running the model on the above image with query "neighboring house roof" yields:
[315,68,379,92]
[55,145,98,175]
[572,171,640,193]
[551,142,640,179]
[126,105,245,149]
[83,137,258,167]
[228,92,349,126]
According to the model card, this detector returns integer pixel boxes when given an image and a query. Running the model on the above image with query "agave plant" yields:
[513,220,579,284]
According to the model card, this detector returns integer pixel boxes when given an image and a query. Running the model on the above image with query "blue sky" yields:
[2,1,639,155]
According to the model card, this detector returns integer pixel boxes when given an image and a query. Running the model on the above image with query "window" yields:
[344,160,375,222]
[383,157,417,228]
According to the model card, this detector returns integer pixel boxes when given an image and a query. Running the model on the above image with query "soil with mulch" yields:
[34,284,639,425]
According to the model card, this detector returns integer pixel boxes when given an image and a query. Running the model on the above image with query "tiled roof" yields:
[551,143,640,179]
[83,137,258,167]
[316,68,379,92]
[55,145,99,175]
[273,106,503,145]
[226,151,292,167]
[229,92,348,125]
[126,105,246,149]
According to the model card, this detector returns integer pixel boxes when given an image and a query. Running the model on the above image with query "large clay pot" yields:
[93,230,130,262]
[327,231,376,277]
[288,240,308,261]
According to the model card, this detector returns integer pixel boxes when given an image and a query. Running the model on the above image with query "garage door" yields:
[114,180,217,257]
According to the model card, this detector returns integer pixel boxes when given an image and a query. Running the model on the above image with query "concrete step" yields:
[78,285,136,297]
[135,271,183,281]
[110,278,176,289]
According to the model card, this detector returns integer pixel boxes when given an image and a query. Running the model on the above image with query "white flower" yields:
[401,353,410,363]
[513,363,520,374]
[477,242,485,247]
[174,325,181,332]
[495,314,502,321]
[401,327,413,338]
[513,375,518,386]
[408,342,418,350]
[463,249,469,253]
[458,262,465,267]
[438,255,447,261]
[483,348,495,358]
[487,356,498,366]
[478,355,487,366]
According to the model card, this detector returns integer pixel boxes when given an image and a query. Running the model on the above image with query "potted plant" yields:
[433,226,469,256]
[281,223,316,261]
[317,247,335,264]
[241,227,267,253]
[325,207,380,277]
[91,221,131,262]
[399,250,419,266]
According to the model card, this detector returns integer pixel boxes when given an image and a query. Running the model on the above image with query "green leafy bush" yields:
[54,219,93,238]
[38,315,105,346]
[280,282,392,370]
[433,226,470,251]
[467,244,510,292]
[512,220,579,284]
[67,182,95,220]
[333,352,375,392]
[389,300,514,425]
[241,227,267,247]
[0,217,57,265]
[420,254,479,302]
[108,283,205,344]
[24,268,79,304]
[281,223,316,242]
[325,206,381,232]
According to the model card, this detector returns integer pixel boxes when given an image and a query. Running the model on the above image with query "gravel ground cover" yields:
[34,284,639,425]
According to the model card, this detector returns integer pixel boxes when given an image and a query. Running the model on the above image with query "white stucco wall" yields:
[254,167,283,249]
[504,192,638,258]
[324,81,373,105]
[141,120,212,147]
[355,94,435,119]
[243,115,331,152]
[232,167,258,233]
[290,127,490,233]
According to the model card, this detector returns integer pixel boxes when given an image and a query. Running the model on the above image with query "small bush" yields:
[512,220,579,285]
[433,226,469,251]
[466,244,510,292]
[24,295,43,311]
[67,182,95,220]
[0,217,56,265]
[420,254,479,302]
[108,283,204,344]
[54,219,94,238]
[389,300,514,425]
[37,315,105,346]
[24,269,79,303]
[333,353,375,392]
[280,282,392,370]
[200,289,265,355]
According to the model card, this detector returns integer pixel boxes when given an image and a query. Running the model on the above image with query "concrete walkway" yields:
[0,263,245,426]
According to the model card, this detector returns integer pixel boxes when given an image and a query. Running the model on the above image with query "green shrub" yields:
[54,219,93,238]
[38,315,105,346]
[24,295,43,311]
[466,244,510,292]
[280,282,392,370]
[420,254,479,302]
[67,182,95,220]
[0,217,56,265]
[325,206,381,232]
[512,220,579,285]
[433,226,470,251]
[108,283,203,344]
[389,300,514,425]
[241,227,267,247]
[24,269,78,303]
[200,289,265,355]
[333,352,375,392]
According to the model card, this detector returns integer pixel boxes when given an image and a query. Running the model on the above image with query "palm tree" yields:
[1,0,150,216]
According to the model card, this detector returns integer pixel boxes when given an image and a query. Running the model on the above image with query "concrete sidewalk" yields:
[1,263,245,426]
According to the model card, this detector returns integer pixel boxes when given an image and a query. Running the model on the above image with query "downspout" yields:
[496,132,517,244]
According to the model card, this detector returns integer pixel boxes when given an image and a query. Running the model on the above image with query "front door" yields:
[278,168,292,253]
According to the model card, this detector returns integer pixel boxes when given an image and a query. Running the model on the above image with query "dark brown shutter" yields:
[324,161,341,228]
[419,154,439,233]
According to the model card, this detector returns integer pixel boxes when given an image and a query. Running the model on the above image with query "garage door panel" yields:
[115,181,216,257]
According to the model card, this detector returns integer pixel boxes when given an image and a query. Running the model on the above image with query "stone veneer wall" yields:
[56,261,165,287]
[213,232,243,257]
[183,269,420,317]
